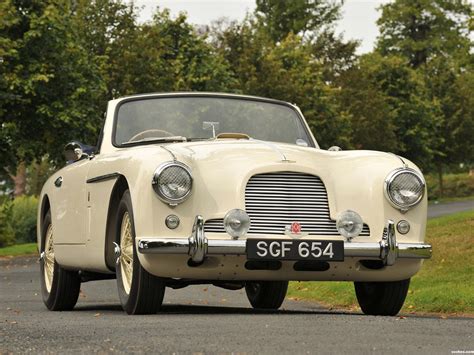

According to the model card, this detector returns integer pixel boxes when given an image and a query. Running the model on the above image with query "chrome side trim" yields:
[86,172,120,184]
[138,216,432,265]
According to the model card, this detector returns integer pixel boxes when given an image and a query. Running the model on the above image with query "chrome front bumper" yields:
[138,216,432,266]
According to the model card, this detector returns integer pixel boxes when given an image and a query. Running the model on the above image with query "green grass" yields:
[288,210,474,315]
[0,243,37,257]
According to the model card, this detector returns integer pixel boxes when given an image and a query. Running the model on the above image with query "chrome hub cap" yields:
[120,212,134,294]
[44,224,55,292]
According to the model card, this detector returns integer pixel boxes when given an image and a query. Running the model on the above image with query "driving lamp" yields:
[152,162,193,205]
[384,168,425,211]
[336,210,363,240]
[223,209,251,239]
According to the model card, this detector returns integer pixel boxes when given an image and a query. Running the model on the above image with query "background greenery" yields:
[0,0,473,246]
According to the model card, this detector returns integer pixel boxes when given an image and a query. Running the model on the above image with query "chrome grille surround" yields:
[204,172,370,236]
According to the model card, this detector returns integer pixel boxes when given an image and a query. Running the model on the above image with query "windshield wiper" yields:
[122,136,187,145]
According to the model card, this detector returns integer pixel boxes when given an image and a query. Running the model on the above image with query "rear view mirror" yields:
[202,121,220,138]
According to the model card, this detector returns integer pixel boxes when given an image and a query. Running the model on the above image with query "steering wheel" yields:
[128,129,176,142]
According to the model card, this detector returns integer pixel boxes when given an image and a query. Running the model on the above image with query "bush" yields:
[11,195,39,244]
[426,173,474,200]
[0,200,15,247]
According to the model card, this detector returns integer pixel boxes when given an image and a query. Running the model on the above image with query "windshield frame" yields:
[111,93,316,148]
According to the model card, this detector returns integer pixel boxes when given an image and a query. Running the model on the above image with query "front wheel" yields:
[245,281,288,310]
[354,279,410,316]
[40,211,81,311]
[115,190,166,315]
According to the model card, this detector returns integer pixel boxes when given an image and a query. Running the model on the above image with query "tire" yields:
[245,281,288,310]
[354,279,411,316]
[40,210,81,311]
[115,190,166,315]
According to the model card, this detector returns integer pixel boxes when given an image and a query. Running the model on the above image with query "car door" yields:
[51,159,90,245]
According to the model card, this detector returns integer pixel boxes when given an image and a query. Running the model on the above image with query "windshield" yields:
[114,96,312,146]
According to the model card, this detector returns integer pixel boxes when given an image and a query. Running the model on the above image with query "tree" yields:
[377,0,472,68]
[255,0,341,42]
[336,55,398,152]
[376,0,473,193]
[0,0,105,196]
[212,21,352,148]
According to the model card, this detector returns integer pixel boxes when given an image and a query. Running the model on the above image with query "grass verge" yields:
[0,243,37,257]
[288,210,474,315]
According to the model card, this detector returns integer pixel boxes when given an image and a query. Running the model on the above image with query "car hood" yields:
[159,139,406,171]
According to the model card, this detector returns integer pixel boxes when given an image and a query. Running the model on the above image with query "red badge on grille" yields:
[290,222,301,234]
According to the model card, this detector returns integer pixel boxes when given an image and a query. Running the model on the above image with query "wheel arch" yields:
[38,194,51,248]
[104,175,130,271]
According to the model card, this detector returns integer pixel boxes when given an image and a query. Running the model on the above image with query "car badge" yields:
[291,222,301,233]
[284,222,308,238]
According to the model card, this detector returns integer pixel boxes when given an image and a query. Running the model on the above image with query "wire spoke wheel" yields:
[40,210,80,311]
[120,211,134,294]
[44,224,55,293]
[115,190,166,314]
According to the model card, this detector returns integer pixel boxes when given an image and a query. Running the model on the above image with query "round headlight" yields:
[384,168,425,210]
[336,210,363,240]
[223,209,251,239]
[152,162,192,205]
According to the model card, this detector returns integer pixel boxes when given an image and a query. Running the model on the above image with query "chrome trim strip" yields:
[250,139,290,162]
[160,145,177,161]
[138,216,432,264]
[86,172,120,184]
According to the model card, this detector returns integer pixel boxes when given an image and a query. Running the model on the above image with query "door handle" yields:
[54,176,63,187]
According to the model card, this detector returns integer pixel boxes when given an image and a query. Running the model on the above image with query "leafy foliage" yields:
[0,0,472,201]
[0,200,15,247]
[10,195,38,243]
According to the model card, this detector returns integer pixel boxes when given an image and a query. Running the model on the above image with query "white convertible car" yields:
[37,92,432,315]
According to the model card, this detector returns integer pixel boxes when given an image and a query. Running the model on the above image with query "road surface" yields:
[0,256,472,354]
[428,199,474,219]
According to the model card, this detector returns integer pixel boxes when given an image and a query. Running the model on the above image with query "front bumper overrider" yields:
[138,216,432,266]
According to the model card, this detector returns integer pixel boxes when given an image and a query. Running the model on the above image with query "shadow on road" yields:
[71,303,472,320]
[73,303,352,316]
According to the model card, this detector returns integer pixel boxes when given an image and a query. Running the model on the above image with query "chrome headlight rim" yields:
[384,167,425,211]
[152,161,193,205]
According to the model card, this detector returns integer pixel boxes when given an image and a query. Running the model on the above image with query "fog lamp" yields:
[336,210,363,241]
[223,209,250,239]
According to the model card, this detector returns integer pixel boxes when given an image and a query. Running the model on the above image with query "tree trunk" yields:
[12,162,27,198]
[437,164,444,199]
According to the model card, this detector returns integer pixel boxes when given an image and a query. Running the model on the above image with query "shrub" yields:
[0,200,15,247]
[11,195,39,244]
[426,173,474,200]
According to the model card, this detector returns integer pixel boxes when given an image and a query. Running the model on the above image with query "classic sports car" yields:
[37,92,432,315]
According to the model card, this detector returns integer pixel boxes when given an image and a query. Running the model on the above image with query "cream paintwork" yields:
[37,93,427,281]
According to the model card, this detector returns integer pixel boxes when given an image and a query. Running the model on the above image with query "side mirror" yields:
[64,141,95,163]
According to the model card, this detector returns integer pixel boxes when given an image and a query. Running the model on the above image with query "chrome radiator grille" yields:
[204,172,370,236]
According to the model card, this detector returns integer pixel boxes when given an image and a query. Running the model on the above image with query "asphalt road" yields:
[427,199,474,219]
[1,256,473,354]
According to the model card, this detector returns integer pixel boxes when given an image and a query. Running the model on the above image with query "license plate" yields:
[246,239,344,261]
